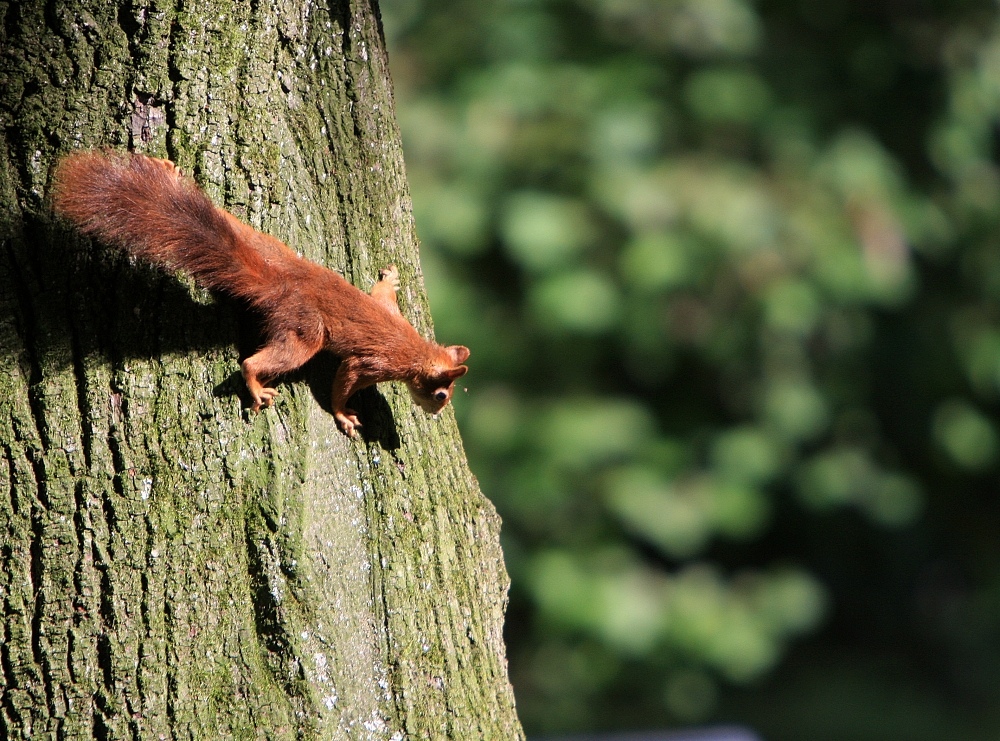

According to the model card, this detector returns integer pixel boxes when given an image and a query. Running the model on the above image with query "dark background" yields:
[381,1,1000,738]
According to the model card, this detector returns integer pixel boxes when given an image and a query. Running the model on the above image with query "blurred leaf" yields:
[465,384,523,453]
[818,130,904,200]
[710,481,770,539]
[536,398,655,469]
[796,448,873,509]
[710,426,782,485]
[933,398,999,470]
[676,163,780,253]
[796,448,923,527]
[530,269,622,333]
[413,180,489,255]
[594,564,669,655]
[668,0,762,55]
[502,191,594,270]
[606,468,713,557]
[952,314,1000,397]
[762,279,821,335]
[761,380,829,442]
[619,232,696,291]
[590,103,664,165]
[528,549,597,629]
[749,568,828,636]
[685,67,772,124]
[585,0,762,56]
[528,548,667,654]
[864,472,923,528]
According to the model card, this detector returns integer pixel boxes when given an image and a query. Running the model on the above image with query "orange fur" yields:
[52,150,469,436]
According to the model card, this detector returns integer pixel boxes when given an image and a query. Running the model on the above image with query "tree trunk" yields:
[0,1,523,739]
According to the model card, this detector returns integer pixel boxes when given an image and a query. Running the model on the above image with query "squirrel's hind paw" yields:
[146,156,183,177]
[379,265,400,291]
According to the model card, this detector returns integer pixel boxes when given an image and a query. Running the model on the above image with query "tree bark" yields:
[0,1,523,739]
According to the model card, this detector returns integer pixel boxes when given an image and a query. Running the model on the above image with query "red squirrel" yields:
[51,150,469,437]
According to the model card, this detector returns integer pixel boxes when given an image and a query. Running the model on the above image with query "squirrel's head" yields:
[407,345,470,414]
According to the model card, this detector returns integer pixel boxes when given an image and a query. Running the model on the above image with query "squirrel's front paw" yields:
[334,409,362,437]
[251,387,279,412]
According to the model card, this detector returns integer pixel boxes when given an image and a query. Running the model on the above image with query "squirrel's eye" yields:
[434,390,448,402]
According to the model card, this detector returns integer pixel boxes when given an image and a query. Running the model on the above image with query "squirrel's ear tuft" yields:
[446,345,470,365]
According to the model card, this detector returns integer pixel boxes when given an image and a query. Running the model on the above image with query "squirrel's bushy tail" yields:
[52,150,268,295]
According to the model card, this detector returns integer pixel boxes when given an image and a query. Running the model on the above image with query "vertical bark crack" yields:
[67,323,93,472]
[163,597,177,739]
[244,522,299,684]
[91,632,114,740]
[0,620,23,733]
[28,510,55,717]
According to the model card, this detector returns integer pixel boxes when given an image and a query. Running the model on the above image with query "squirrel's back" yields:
[52,151,270,296]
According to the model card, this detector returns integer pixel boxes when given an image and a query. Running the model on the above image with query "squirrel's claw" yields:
[334,409,362,437]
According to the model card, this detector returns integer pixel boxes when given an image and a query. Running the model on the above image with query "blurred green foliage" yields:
[381,0,1000,737]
